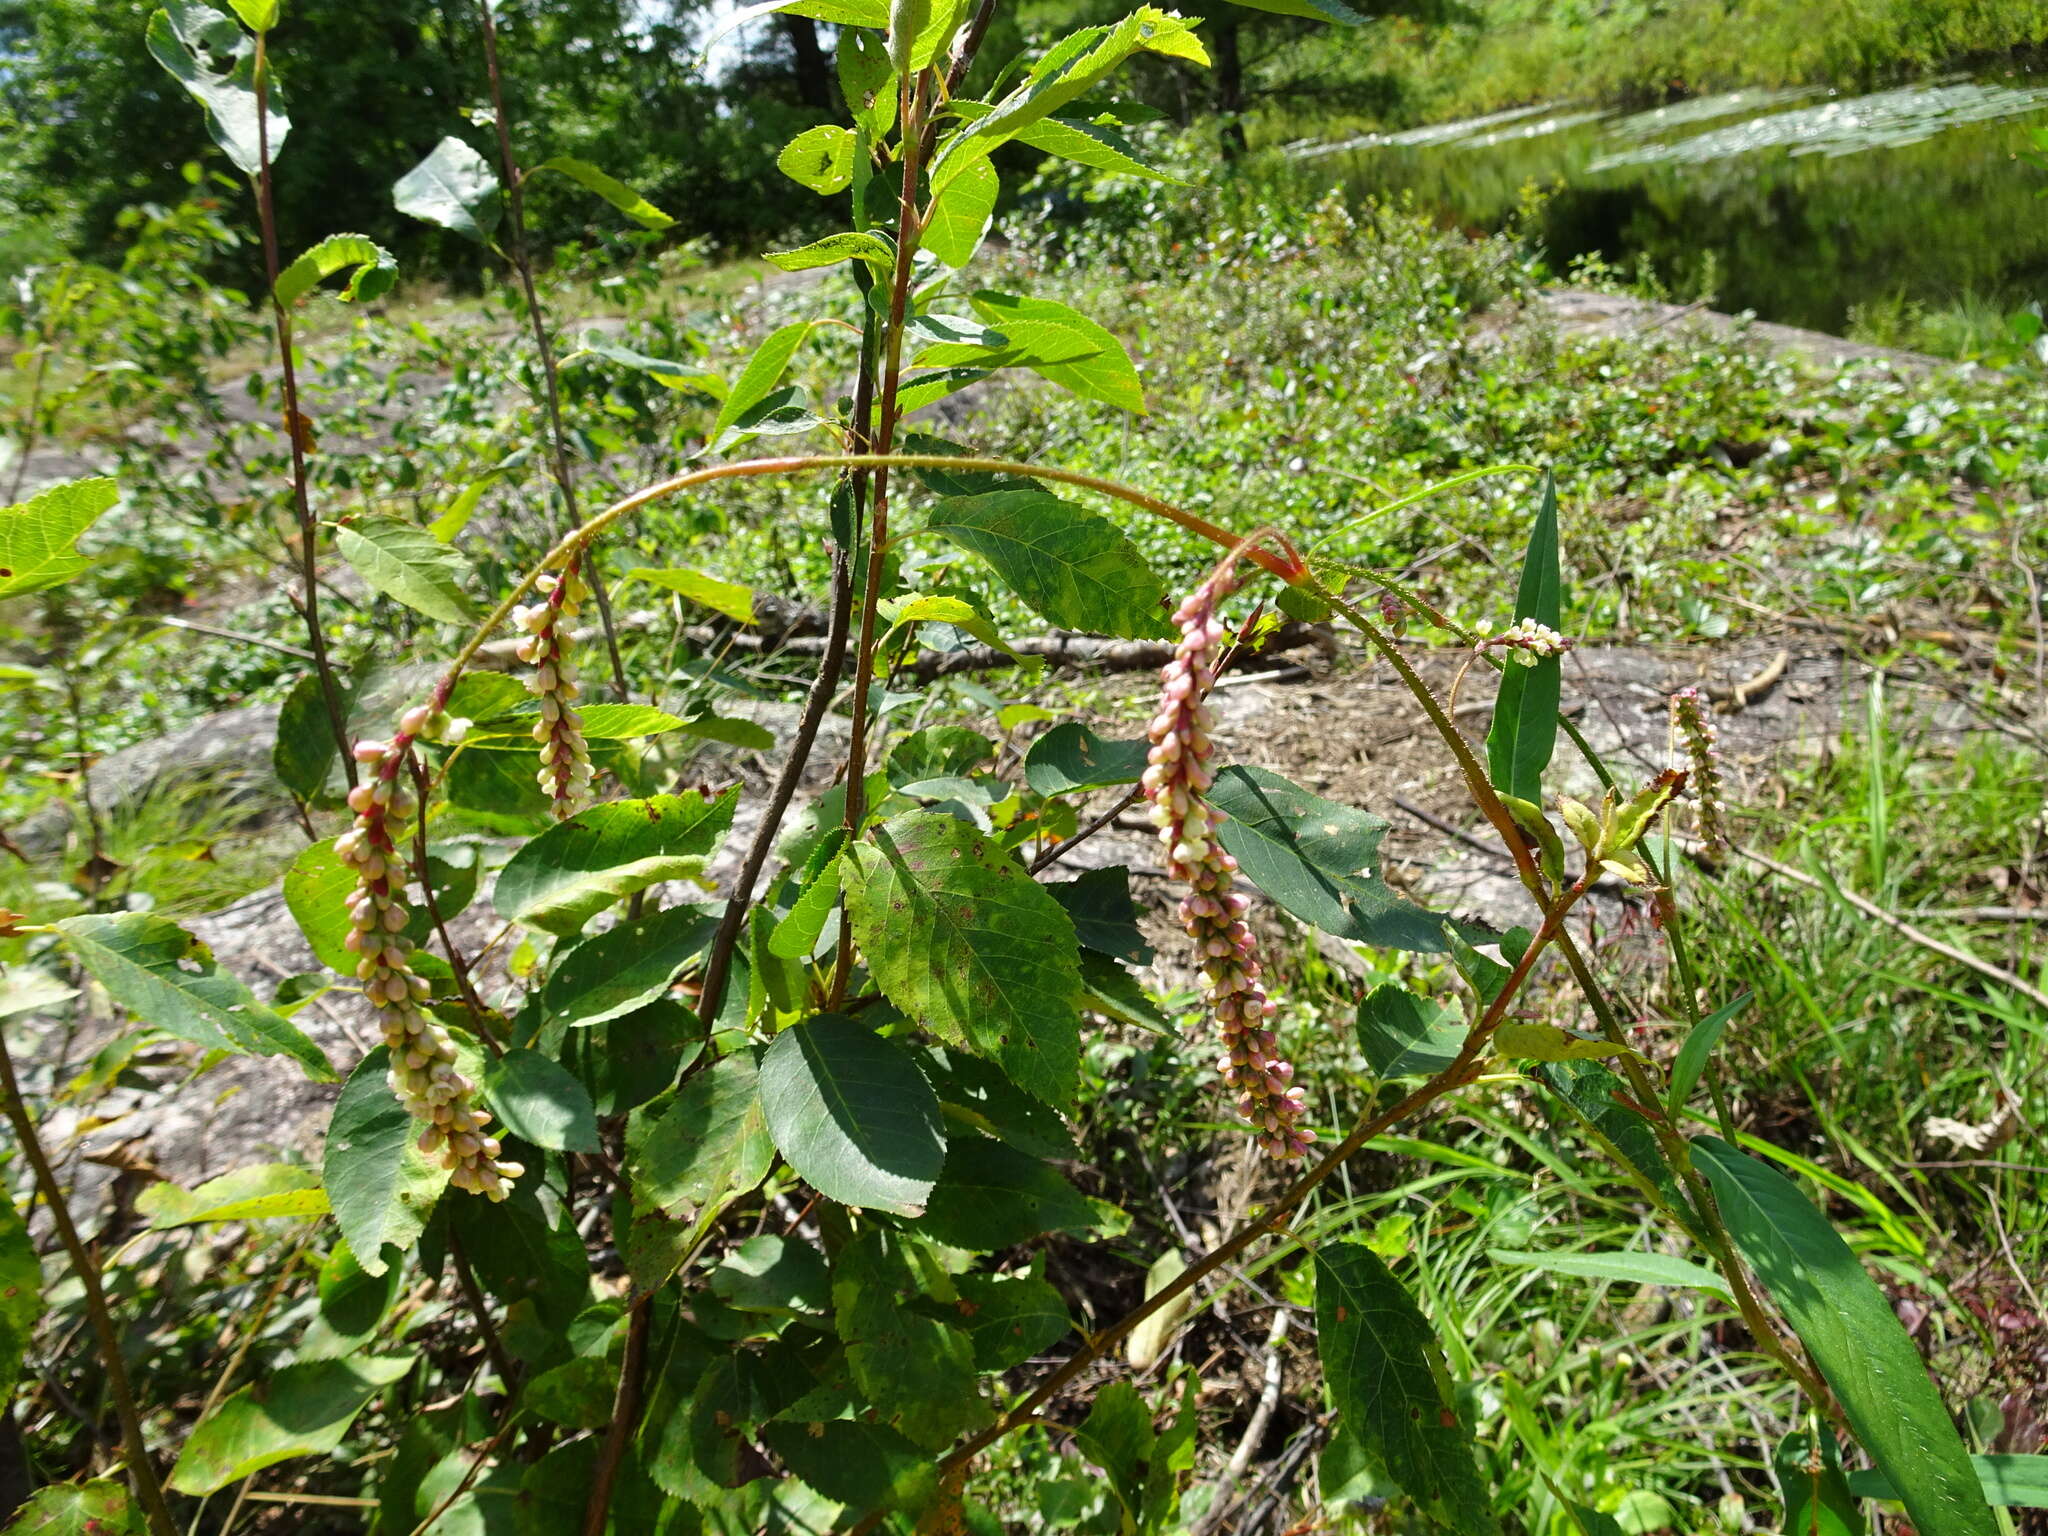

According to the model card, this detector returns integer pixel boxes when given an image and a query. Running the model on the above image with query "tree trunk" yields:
[779,14,834,114]
[1212,17,1248,158]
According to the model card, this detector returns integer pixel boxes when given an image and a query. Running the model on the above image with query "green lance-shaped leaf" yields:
[626,565,756,623]
[135,1164,329,1228]
[1691,1135,1996,1536]
[923,160,998,268]
[333,515,477,624]
[1494,1022,1632,1063]
[168,1354,416,1494]
[707,319,819,448]
[146,0,287,177]
[695,0,887,63]
[3,1479,144,1535]
[274,234,397,308]
[1315,1241,1501,1536]
[1216,0,1362,21]
[493,791,736,937]
[776,124,857,194]
[761,1014,944,1215]
[1537,1059,1703,1239]
[531,156,675,229]
[484,1048,600,1153]
[927,7,1206,195]
[1774,1429,1865,1536]
[323,1048,450,1277]
[1666,991,1752,1115]
[1209,765,1461,952]
[55,912,333,1080]
[0,1194,40,1402]
[844,811,1084,1110]
[927,489,1170,641]
[1016,115,1183,182]
[1846,1456,2048,1510]
[1486,470,1563,804]
[311,1239,404,1358]
[0,477,119,600]
[765,231,895,273]
[392,136,501,243]
[1487,1247,1732,1300]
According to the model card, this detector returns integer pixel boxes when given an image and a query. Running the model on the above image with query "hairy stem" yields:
[253,34,356,790]
[476,0,631,703]
[0,1021,178,1536]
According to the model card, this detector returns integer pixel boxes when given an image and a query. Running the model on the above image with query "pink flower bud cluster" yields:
[1483,617,1573,666]
[1669,685,1726,851]
[338,729,522,1201]
[1141,569,1315,1160]
[513,562,592,819]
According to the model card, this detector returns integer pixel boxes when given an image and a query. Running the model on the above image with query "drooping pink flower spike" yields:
[1140,545,1316,1160]
[512,556,593,819]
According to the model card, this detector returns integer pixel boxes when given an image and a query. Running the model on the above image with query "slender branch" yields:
[407,757,500,1055]
[252,33,356,791]
[579,1289,651,1536]
[448,1230,518,1389]
[0,1020,178,1536]
[476,0,631,703]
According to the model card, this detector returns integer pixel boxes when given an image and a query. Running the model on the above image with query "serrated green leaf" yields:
[493,791,736,936]
[845,811,1084,1109]
[761,1014,944,1215]
[543,903,718,1028]
[532,155,674,229]
[708,320,817,447]
[1692,1136,1995,1536]
[1016,115,1181,181]
[136,1164,328,1228]
[1044,865,1152,964]
[56,912,333,1080]
[924,159,997,267]
[1486,471,1563,804]
[835,1233,991,1450]
[168,1354,416,1494]
[1316,1241,1500,1536]
[2,1479,143,1535]
[1494,1022,1630,1063]
[484,1048,599,1153]
[928,489,1169,641]
[776,124,857,194]
[0,477,118,599]
[1487,1247,1731,1299]
[837,26,896,139]
[0,1195,40,1401]
[322,1048,449,1276]
[1210,765,1456,952]
[275,234,397,307]
[630,1054,772,1222]
[146,1,286,176]
[710,1233,831,1312]
[272,672,340,802]
[769,846,844,960]
[923,290,1147,413]
[333,515,475,624]
[311,1239,403,1358]
[911,1133,1125,1250]
[759,1418,939,1517]
[561,997,705,1118]
[1217,0,1361,20]
[952,1268,1072,1370]
[392,135,500,242]
[918,1047,1079,1160]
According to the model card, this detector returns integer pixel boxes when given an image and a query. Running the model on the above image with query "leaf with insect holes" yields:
[532,156,674,229]
[493,791,736,936]
[146,0,287,176]
[4,1479,144,1535]
[1486,471,1563,804]
[1692,1136,1995,1536]
[322,1049,449,1276]
[392,136,500,242]
[56,912,333,1080]
[0,477,118,599]
[928,489,1170,640]
[136,1165,329,1228]
[844,812,1084,1110]
[333,516,476,624]
[168,1354,416,1494]
[761,1014,944,1215]
[274,234,398,307]
[631,1053,773,1221]
[1316,1241,1500,1536]
[777,124,857,193]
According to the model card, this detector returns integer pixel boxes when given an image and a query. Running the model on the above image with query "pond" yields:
[1287,76,2048,337]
